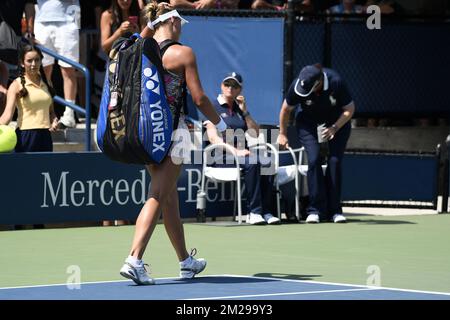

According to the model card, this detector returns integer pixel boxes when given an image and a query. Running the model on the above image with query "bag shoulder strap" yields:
[159,39,181,57]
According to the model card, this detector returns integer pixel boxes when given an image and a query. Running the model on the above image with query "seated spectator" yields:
[327,0,364,20]
[0,42,58,151]
[251,0,286,11]
[0,42,59,229]
[363,0,402,15]
[294,0,316,13]
[0,0,35,113]
[219,0,241,9]
[170,0,217,10]
[204,72,281,225]
[0,62,7,116]
[100,0,141,55]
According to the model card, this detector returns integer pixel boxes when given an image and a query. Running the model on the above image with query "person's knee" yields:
[61,67,77,79]
[328,156,341,167]
[307,153,321,166]
[246,162,260,171]
[163,190,178,207]
[147,188,173,204]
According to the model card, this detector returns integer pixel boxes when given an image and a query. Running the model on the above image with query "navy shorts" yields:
[15,128,53,153]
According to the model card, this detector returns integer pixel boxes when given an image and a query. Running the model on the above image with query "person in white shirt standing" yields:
[34,0,80,128]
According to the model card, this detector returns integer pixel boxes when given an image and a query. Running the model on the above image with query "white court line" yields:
[0,276,179,290]
[222,274,450,297]
[0,274,234,290]
[185,288,378,300]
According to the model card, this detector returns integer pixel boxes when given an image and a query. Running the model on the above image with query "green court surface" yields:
[1,213,450,293]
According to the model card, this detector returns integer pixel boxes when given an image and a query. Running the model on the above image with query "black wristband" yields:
[242,111,250,118]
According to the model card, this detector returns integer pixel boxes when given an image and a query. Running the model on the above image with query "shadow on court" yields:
[253,273,322,281]
[126,276,279,287]
[346,218,416,225]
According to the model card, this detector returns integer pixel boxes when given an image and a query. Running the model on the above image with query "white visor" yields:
[147,10,189,30]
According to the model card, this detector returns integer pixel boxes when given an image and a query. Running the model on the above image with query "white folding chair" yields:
[199,143,244,223]
[199,141,282,224]
[244,129,303,222]
[267,146,303,221]
[243,130,299,221]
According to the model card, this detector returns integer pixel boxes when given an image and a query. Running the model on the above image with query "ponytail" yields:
[18,67,28,98]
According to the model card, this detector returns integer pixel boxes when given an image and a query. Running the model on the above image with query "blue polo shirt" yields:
[286,68,353,126]
[213,95,248,149]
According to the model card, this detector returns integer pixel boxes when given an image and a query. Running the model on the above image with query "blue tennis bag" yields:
[96,34,179,165]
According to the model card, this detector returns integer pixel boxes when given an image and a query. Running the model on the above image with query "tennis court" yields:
[1,213,449,300]
[1,275,449,300]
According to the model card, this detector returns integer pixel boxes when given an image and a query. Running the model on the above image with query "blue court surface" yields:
[1,275,449,300]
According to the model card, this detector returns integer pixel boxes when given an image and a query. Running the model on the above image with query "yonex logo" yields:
[149,101,166,153]
[143,65,167,154]
[144,67,160,95]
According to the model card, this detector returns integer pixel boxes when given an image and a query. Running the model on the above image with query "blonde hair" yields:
[143,1,172,26]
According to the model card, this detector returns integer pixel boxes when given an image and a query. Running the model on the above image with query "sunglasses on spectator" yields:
[223,81,240,89]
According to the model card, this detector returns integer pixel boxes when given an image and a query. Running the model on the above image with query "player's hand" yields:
[194,0,216,9]
[323,125,337,141]
[49,118,59,132]
[277,133,289,150]
[235,148,251,157]
[236,95,246,112]
[119,21,133,35]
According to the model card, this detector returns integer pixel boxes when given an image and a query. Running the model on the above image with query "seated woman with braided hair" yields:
[0,41,59,152]
[0,42,59,231]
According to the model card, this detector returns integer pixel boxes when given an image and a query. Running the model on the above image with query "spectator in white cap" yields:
[204,72,281,226]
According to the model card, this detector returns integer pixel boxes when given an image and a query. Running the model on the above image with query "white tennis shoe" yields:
[263,213,281,225]
[120,262,155,285]
[246,213,267,225]
[180,249,207,279]
[306,213,320,223]
[333,214,347,223]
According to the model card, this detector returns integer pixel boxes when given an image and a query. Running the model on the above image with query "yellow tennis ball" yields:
[0,125,17,153]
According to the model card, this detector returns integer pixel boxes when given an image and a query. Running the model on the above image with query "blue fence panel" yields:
[331,23,450,115]
[342,153,438,202]
[181,16,284,125]
[292,22,325,77]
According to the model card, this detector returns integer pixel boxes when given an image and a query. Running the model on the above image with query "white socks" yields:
[126,255,143,267]
[64,105,75,114]
[180,255,192,266]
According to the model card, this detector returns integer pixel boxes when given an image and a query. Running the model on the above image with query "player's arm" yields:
[204,120,250,157]
[204,121,223,145]
[49,102,59,132]
[183,46,221,126]
[100,11,132,54]
[277,99,294,149]
[0,81,19,125]
[323,102,355,140]
[334,102,355,129]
